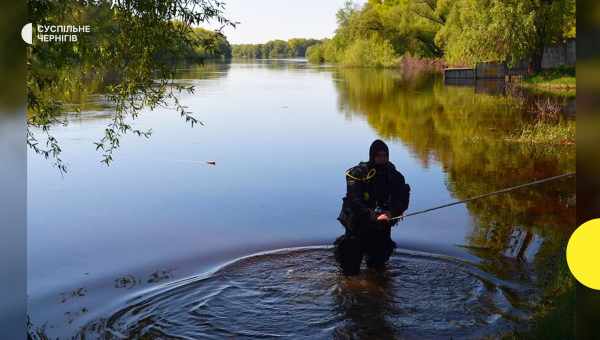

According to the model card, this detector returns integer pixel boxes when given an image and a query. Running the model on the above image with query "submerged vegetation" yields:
[515,120,575,146]
[510,97,576,145]
[308,0,575,70]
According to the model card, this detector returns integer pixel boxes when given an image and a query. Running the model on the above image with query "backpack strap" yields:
[345,163,376,182]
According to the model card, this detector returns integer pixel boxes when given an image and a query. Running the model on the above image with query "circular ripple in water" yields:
[100,247,530,339]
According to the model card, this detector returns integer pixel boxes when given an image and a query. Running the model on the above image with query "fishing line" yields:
[391,172,575,221]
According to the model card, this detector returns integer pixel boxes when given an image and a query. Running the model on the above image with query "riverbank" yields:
[512,68,576,146]
[398,55,446,74]
[326,56,576,147]
[521,67,576,94]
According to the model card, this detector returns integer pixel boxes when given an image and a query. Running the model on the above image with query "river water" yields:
[28,60,575,339]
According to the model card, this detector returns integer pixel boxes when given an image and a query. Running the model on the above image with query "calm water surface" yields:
[28,60,575,339]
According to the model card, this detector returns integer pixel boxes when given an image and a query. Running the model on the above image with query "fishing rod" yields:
[391,172,576,221]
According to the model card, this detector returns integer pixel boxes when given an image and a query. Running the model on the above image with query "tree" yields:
[436,0,575,70]
[308,0,448,66]
[336,0,359,26]
[190,27,232,61]
[436,0,534,66]
[528,0,576,71]
[310,0,575,70]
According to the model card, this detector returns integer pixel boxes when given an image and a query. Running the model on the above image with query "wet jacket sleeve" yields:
[346,173,378,222]
[390,172,410,216]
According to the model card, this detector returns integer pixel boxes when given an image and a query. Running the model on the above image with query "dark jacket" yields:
[338,161,410,233]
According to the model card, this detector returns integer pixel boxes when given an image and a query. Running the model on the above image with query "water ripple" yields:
[78,246,533,339]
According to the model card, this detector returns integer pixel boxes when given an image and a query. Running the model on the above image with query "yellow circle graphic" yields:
[567,219,600,290]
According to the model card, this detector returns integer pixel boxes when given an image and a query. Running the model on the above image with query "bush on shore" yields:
[340,37,398,68]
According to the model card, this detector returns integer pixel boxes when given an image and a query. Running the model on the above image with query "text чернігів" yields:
[37,25,91,42]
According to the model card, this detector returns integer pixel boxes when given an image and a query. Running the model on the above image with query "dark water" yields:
[28,60,575,339]
[79,247,535,339]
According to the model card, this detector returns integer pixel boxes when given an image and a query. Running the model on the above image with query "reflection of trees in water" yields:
[235,58,315,70]
[333,68,576,266]
[172,62,232,82]
[53,63,232,124]
[28,0,233,172]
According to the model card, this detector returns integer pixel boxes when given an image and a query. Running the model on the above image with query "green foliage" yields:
[525,66,576,87]
[309,0,447,66]
[306,43,325,64]
[232,38,321,59]
[341,37,398,68]
[449,0,575,68]
[187,27,232,61]
[437,0,575,68]
[436,0,533,66]
[311,0,576,69]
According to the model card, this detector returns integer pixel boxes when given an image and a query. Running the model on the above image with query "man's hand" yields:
[376,212,391,222]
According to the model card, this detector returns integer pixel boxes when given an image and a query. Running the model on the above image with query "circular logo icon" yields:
[567,219,600,290]
[22,23,33,45]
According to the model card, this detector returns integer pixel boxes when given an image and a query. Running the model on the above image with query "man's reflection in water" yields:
[333,269,398,339]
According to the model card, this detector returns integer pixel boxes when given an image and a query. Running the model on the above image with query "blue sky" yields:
[204,0,366,44]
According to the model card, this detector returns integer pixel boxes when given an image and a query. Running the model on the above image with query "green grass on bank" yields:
[523,67,576,90]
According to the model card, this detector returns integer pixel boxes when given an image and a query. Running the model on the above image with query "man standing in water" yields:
[335,140,410,276]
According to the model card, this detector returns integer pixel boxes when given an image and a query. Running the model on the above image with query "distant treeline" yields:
[232,38,321,59]
[307,0,576,70]
[181,27,232,61]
